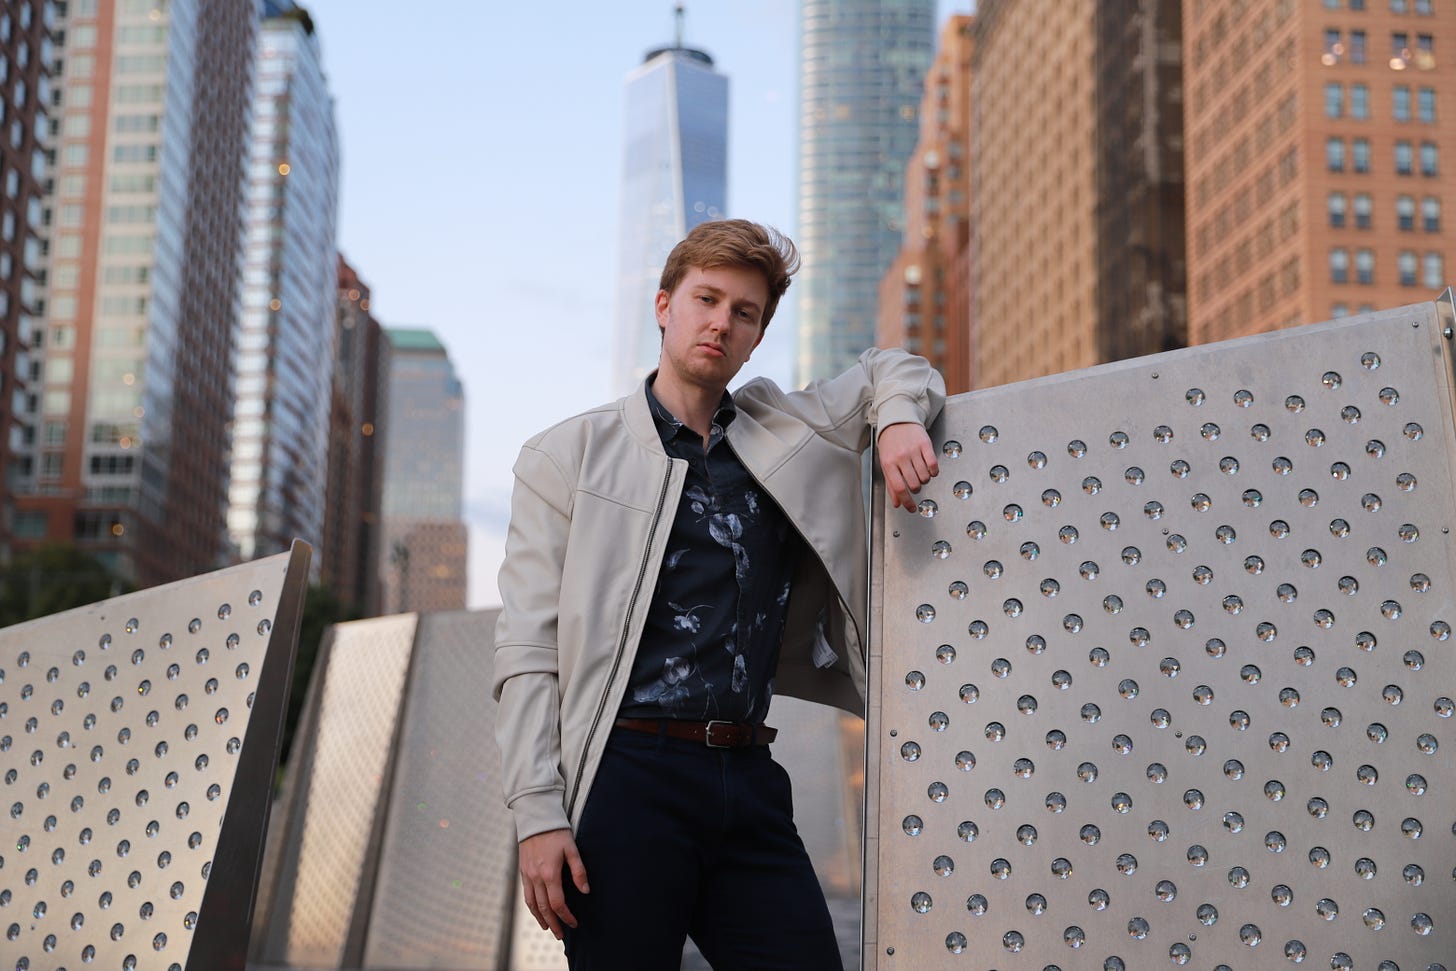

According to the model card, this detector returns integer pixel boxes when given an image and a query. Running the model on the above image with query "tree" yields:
[0,544,128,628]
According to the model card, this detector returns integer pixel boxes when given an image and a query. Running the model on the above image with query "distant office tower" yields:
[16,0,256,586]
[796,0,935,384]
[969,0,1187,389]
[1184,0,1452,344]
[1096,0,1187,364]
[877,14,974,395]
[379,329,467,614]
[611,8,727,396]
[0,1,54,560]
[324,256,388,617]
[228,0,339,567]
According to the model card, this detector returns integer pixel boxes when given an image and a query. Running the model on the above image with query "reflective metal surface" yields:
[252,608,566,970]
[0,543,309,971]
[868,302,1456,968]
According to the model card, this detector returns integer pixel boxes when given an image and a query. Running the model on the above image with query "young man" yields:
[493,220,945,969]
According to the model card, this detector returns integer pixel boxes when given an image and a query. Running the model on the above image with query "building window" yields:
[1351,83,1370,119]
[1332,304,1349,319]
[1393,31,1410,59]
[1394,85,1412,121]
[1421,141,1439,176]
[1415,0,1430,13]
[1353,138,1371,173]
[1418,87,1435,123]
[1325,28,1342,60]
[1424,252,1444,288]
[1399,250,1418,286]
[1396,140,1414,174]
[1351,0,1365,8]
[1392,0,1408,12]
[1422,196,1440,232]
[1327,138,1346,172]
[1329,192,1348,228]
[1326,83,1343,118]
[1331,248,1350,284]
[1356,249,1375,284]
[1398,195,1416,230]
[1351,30,1367,62]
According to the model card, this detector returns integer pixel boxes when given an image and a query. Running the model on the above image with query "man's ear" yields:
[654,288,671,329]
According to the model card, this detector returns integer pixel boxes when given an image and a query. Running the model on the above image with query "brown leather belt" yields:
[613,717,778,748]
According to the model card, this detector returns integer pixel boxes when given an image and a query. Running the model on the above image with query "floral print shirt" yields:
[619,383,802,723]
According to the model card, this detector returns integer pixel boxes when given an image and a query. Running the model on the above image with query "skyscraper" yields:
[228,0,339,566]
[796,0,935,383]
[966,0,1187,389]
[16,0,257,586]
[324,256,388,617]
[611,6,727,397]
[0,0,55,560]
[877,14,975,395]
[1183,0,1452,344]
[378,328,466,614]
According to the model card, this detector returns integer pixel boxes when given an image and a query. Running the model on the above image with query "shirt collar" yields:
[645,380,737,446]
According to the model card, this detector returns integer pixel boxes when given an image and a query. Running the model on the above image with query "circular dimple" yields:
[1331,461,1350,480]
[911,891,932,913]
[942,440,962,458]
[1067,439,1086,458]
[903,815,923,836]
[1186,388,1205,406]
[953,480,972,500]
[1252,423,1271,441]
[1363,907,1385,930]
[983,559,1002,579]
[1220,455,1239,474]
[1027,450,1047,470]
[1366,439,1386,458]
[1405,421,1423,440]
[966,520,986,539]
[945,931,967,954]
[979,425,998,443]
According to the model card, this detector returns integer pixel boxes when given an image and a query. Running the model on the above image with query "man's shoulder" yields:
[523,398,624,449]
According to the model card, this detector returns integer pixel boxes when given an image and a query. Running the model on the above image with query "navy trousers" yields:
[561,726,843,970]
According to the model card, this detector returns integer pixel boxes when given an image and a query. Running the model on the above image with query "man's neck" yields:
[651,372,726,448]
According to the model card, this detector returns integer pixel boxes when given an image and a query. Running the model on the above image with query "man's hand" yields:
[519,827,589,940]
[879,422,939,512]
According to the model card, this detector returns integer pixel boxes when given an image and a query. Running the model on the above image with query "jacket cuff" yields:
[510,788,572,843]
[875,394,926,433]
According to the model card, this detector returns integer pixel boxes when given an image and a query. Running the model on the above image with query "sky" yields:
[302,0,970,608]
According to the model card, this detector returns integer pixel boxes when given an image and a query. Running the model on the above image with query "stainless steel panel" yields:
[868,304,1456,968]
[0,545,307,971]
[264,612,417,967]
[363,610,516,969]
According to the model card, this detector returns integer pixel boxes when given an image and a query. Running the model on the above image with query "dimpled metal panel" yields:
[0,545,308,970]
[363,610,516,969]
[256,612,417,967]
[868,303,1456,969]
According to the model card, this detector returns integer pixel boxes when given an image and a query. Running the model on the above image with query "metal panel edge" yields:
[192,539,312,971]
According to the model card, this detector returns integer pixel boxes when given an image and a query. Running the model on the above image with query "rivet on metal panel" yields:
[1151,372,1158,379]
[885,946,894,955]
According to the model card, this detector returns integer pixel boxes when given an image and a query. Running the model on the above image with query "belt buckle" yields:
[704,720,733,748]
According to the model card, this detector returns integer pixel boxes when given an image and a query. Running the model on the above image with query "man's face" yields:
[655,264,768,395]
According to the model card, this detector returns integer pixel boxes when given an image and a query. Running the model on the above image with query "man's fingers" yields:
[565,842,591,894]
[545,875,579,932]
[883,465,909,510]
[523,879,549,932]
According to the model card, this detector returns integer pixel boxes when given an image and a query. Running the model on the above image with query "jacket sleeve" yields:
[492,443,575,842]
[747,346,947,452]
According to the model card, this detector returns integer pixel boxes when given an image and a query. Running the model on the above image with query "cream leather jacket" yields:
[493,348,946,842]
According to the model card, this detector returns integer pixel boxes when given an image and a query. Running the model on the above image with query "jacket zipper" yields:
[566,458,674,819]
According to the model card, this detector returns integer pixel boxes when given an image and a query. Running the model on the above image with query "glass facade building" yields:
[610,36,727,396]
[228,0,339,566]
[0,0,55,559]
[797,0,935,383]
[378,328,466,613]
[17,0,256,586]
